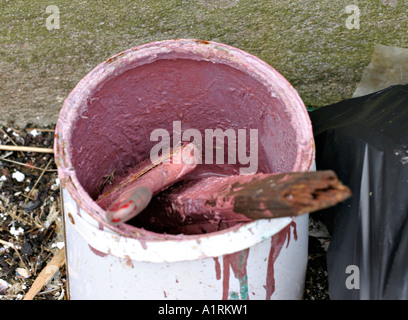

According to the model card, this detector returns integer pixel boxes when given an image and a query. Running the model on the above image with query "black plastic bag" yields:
[310,85,408,300]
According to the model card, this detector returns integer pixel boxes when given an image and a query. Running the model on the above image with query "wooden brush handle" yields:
[167,170,351,220]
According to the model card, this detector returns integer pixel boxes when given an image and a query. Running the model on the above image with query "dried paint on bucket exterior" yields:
[54,39,315,300]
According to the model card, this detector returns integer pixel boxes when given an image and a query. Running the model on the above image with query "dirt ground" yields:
[0,125,65,300]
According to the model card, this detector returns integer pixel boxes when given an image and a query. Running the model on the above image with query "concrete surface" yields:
[1,0,407,127]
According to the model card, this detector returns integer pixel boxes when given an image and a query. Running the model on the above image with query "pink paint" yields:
[72,57,291,201]
[151,172,301,233]
[100,144,199,225]
[55,39,314,241]
[139,238,148,250]
[76,203,82,217]
[88,244,108,258]
[115,201,133,210]
[132,175,252,235]
[97,145,198,209]
[124,255,134,268]
[222,248,250,300]
[213,257,221,280]
[265,220,297,299]
[213,221,298,300]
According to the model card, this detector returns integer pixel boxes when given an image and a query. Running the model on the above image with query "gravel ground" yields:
[0,125,65,300]
[0,124,329,300]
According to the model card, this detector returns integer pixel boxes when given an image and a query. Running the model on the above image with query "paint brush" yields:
[96,143,199,225]
[161,170,351,222]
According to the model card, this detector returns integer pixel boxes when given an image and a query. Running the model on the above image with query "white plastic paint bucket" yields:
[54,39,315,300]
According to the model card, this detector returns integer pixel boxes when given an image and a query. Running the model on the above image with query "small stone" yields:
[29,129,39,137]
[10,226,24,237]
[15,267,30,279]
[21,200,41,212]
[0,279,10,294]
[12,171,25,182]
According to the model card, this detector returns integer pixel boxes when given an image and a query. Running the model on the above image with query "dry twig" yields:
[0,127,25,158]
[25,128,55,133]
[23,248,65,300]
[0,145,54,154]
[10,239,31,277]
[0,157,57,171]
[7,208,33,226]
[23,158,53,207]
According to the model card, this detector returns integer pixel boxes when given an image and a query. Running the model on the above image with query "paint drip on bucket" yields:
[214,220,297,300]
